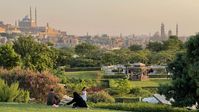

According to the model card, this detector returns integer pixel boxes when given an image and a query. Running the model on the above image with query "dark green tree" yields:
[146,41,164,52]
[0,44,21,69]
[163,36,183,51]
[13,36,57,71]
[75,43,98,58]
[158,34,199,107]
[129,44,143,51]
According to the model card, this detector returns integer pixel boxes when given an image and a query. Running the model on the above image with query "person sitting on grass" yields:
[67,92,88,108]
[47,88,60,107]
[81,87,87,101]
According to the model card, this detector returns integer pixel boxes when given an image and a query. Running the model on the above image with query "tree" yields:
[75,43,98,58]
[55,48,73,67]
[146,41,164,52]
[101,52,117,65]
[150,51,175,65]
[163,36,183,51]
[0,44,21,69]
[129,44,143,51]
[129,50,151,64]
[158,34,199,107]
[13,36,57,71]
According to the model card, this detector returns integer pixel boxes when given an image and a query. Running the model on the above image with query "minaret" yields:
[35,7,37,26]
[176,24,178,37]
[160,23,166,40]
[30,6,32,21]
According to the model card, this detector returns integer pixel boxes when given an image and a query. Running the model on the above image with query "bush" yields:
[91,103,192,112]
[65,67,101,72]
[130,87,151,97]
[88,90,115,103]
[149,74,171,78]
[0,78,29,103]
[103,74,126,79]
[0,68,65,102]
[65,78,98,94]
[115,97,140,103]
[109,79,132,95]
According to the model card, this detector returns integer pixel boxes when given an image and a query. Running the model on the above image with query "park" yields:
[0,34,198,112]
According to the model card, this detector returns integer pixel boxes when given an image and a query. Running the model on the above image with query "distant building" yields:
[18,7,37,33]
[160,23,166,40]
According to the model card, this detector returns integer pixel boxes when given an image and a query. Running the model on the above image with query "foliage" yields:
[115,97,140,103]
[75,43,98,58]
[55,48,73,67]
[158,34,199,107]
[65,67,101,72]
[109,79,132,95]
[0,44,21,69]
[65,71,102,80]
[0,68,64,102]
[65,78,98,94]
[13,36,57,71]
[162,36,183,51]
[91,103,192,112]
[129,50,151,64]
[103,74,127,79]
[0,78,29,103]
[150,50,176,65]
[130,87,151,97]
[69,58,99,67]
[88,90,115,103]
[146,41,164,52]
[129,44,143,51]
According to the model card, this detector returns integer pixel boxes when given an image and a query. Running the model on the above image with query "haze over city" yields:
[1,0,199,36]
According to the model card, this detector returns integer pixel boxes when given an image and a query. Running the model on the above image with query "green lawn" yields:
[64,71,101,79]
[131,78,171,87]
[0,103,124,112]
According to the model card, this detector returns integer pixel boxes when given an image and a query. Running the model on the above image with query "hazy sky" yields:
[1,0,199,36]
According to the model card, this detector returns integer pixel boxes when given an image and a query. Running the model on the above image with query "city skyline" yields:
[1,0,199,36]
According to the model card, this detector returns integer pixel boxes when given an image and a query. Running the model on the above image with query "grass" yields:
[0,103,124,112]
[131,78,171,87]
[64,71,101,79]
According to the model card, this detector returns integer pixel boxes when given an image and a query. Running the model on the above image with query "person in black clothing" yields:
[47,88,60,106]
[67,92,88,108]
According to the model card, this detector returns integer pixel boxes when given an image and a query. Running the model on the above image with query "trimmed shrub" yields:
[109,79,132,95]
[130,87,151,97]
[65,67,101,72]
[88,90,115,103]
[0,78,29,103]
[149,74,171,78]
[103,74,126,79]
[0,68,65,102]
[115,97,140,103]
[91,103,192,112]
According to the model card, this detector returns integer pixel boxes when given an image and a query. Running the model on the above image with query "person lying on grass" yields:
[67,92,88,108]
[47,88,60,107]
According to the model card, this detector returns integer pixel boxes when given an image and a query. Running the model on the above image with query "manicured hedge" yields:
[115,97,140,103]
[91,103,194,112]
[149,75,172,78]
[103,74,126,79]
[65,67,101,72]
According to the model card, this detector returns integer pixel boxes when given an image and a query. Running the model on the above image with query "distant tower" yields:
[15,20,17,27]
[168,30,172,37]
[176,24,178,37]
[35,7,37,26]
[30,6,32,21]
[160,23,166,39]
